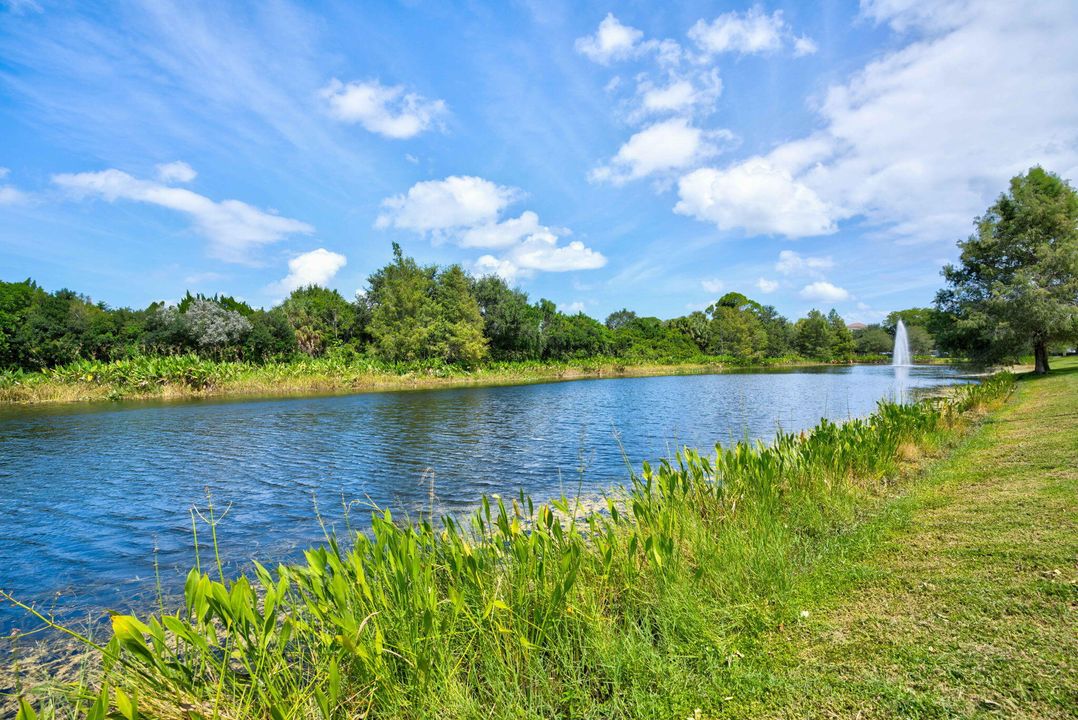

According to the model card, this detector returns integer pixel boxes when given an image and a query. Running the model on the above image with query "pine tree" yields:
[432,265,488,365]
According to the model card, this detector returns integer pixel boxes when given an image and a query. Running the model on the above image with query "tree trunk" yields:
[1034,340,1050,374]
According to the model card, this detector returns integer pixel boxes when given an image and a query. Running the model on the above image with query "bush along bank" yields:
[5,374,1015,720]
[0,352,847,405]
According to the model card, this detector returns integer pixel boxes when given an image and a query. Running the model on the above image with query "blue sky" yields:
[1,0,1076,323]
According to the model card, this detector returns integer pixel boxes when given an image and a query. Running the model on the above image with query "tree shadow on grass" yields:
[1017,358,1078,382]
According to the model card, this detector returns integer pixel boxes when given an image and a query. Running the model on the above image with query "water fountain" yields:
[892,319,912,366]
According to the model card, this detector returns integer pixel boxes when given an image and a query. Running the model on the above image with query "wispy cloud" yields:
[53,168,313,264]
[756,277,779,293]
[775,250,834,275]
[713,1,1078,243]
[156,161,197,183]
[0,0,42,15]
[0,168,30,205]
[0,1,368,186]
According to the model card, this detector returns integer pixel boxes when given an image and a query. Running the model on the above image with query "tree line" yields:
[1,243,913,372]
[8,164,1070,375]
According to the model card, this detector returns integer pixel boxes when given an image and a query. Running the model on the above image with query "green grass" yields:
[1,369,1024,719]
[712,357,1078,718]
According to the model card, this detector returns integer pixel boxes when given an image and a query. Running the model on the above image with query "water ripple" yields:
[0,365,969,631]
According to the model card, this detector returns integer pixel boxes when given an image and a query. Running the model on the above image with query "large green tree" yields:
[366,244,439,362]
[936,167,1078,373]
[538,300,610,359]
[704,293,767,359]
[471,275,542,361]
[667,311,710,352]
[905,325,935,356]
[609,315,699,360]
[280,286,362,357]
[793,309,833,360]
[604,308,637,331]
[0,279,42,368]
[430,265,488,365]
[827,309,855,361]
[883,308,938,335]
[854,325,893,355]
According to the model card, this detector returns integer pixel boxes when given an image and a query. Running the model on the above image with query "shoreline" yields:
[0,368,1024,716]
[0,356,962,407]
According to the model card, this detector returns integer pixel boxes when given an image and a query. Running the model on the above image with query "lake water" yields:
[0,364,971,632]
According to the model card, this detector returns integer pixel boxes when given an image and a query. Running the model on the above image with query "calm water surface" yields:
[0,365,970,631]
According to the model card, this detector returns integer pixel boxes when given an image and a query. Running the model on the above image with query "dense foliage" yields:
[936,167,1078,373]
[1,251,884,376]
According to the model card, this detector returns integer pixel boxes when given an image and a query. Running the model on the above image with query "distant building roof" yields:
[847,322,867,330]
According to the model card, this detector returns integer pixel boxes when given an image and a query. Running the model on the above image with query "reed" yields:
[1,352,958,406]
[4,374,1014,719]
[0,354,759,405]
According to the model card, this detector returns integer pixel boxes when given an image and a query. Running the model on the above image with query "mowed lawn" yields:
[720,358,1077,718]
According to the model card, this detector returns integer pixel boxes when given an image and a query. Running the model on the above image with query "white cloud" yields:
[0,186,27,205]
[793,36,818,56]
[631,70,723,121]
[701,278,725,293]
[575,14,644,64]
[379,176,606,280]
[320,78,447,139]
[760,2,1078,243]
[579,7,809,200]
[689,7,812,56]
[476,231,606,281]
[474,255,519,280]
[156,161,197,183]
[860,0,972,34]
[674,158,836,237]
[376,176,521,233]
[756,277,779,293]
[52,168,313,264]
[799,281,850,302]
[847,300,888,324]
[641,79,696,113]
[0,167,28,205]
[560,301,587,314]
[459,211,542,249]
[649,39,685,67]
[591,118,734,184]
[775,250,834,275]
[269,248,347,296]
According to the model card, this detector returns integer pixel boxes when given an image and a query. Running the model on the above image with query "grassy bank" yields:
[2,366,1023,718]
[723,357,1078,718]
[0,353,840,405]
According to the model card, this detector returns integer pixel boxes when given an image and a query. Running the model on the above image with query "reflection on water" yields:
[0,364,971,631]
